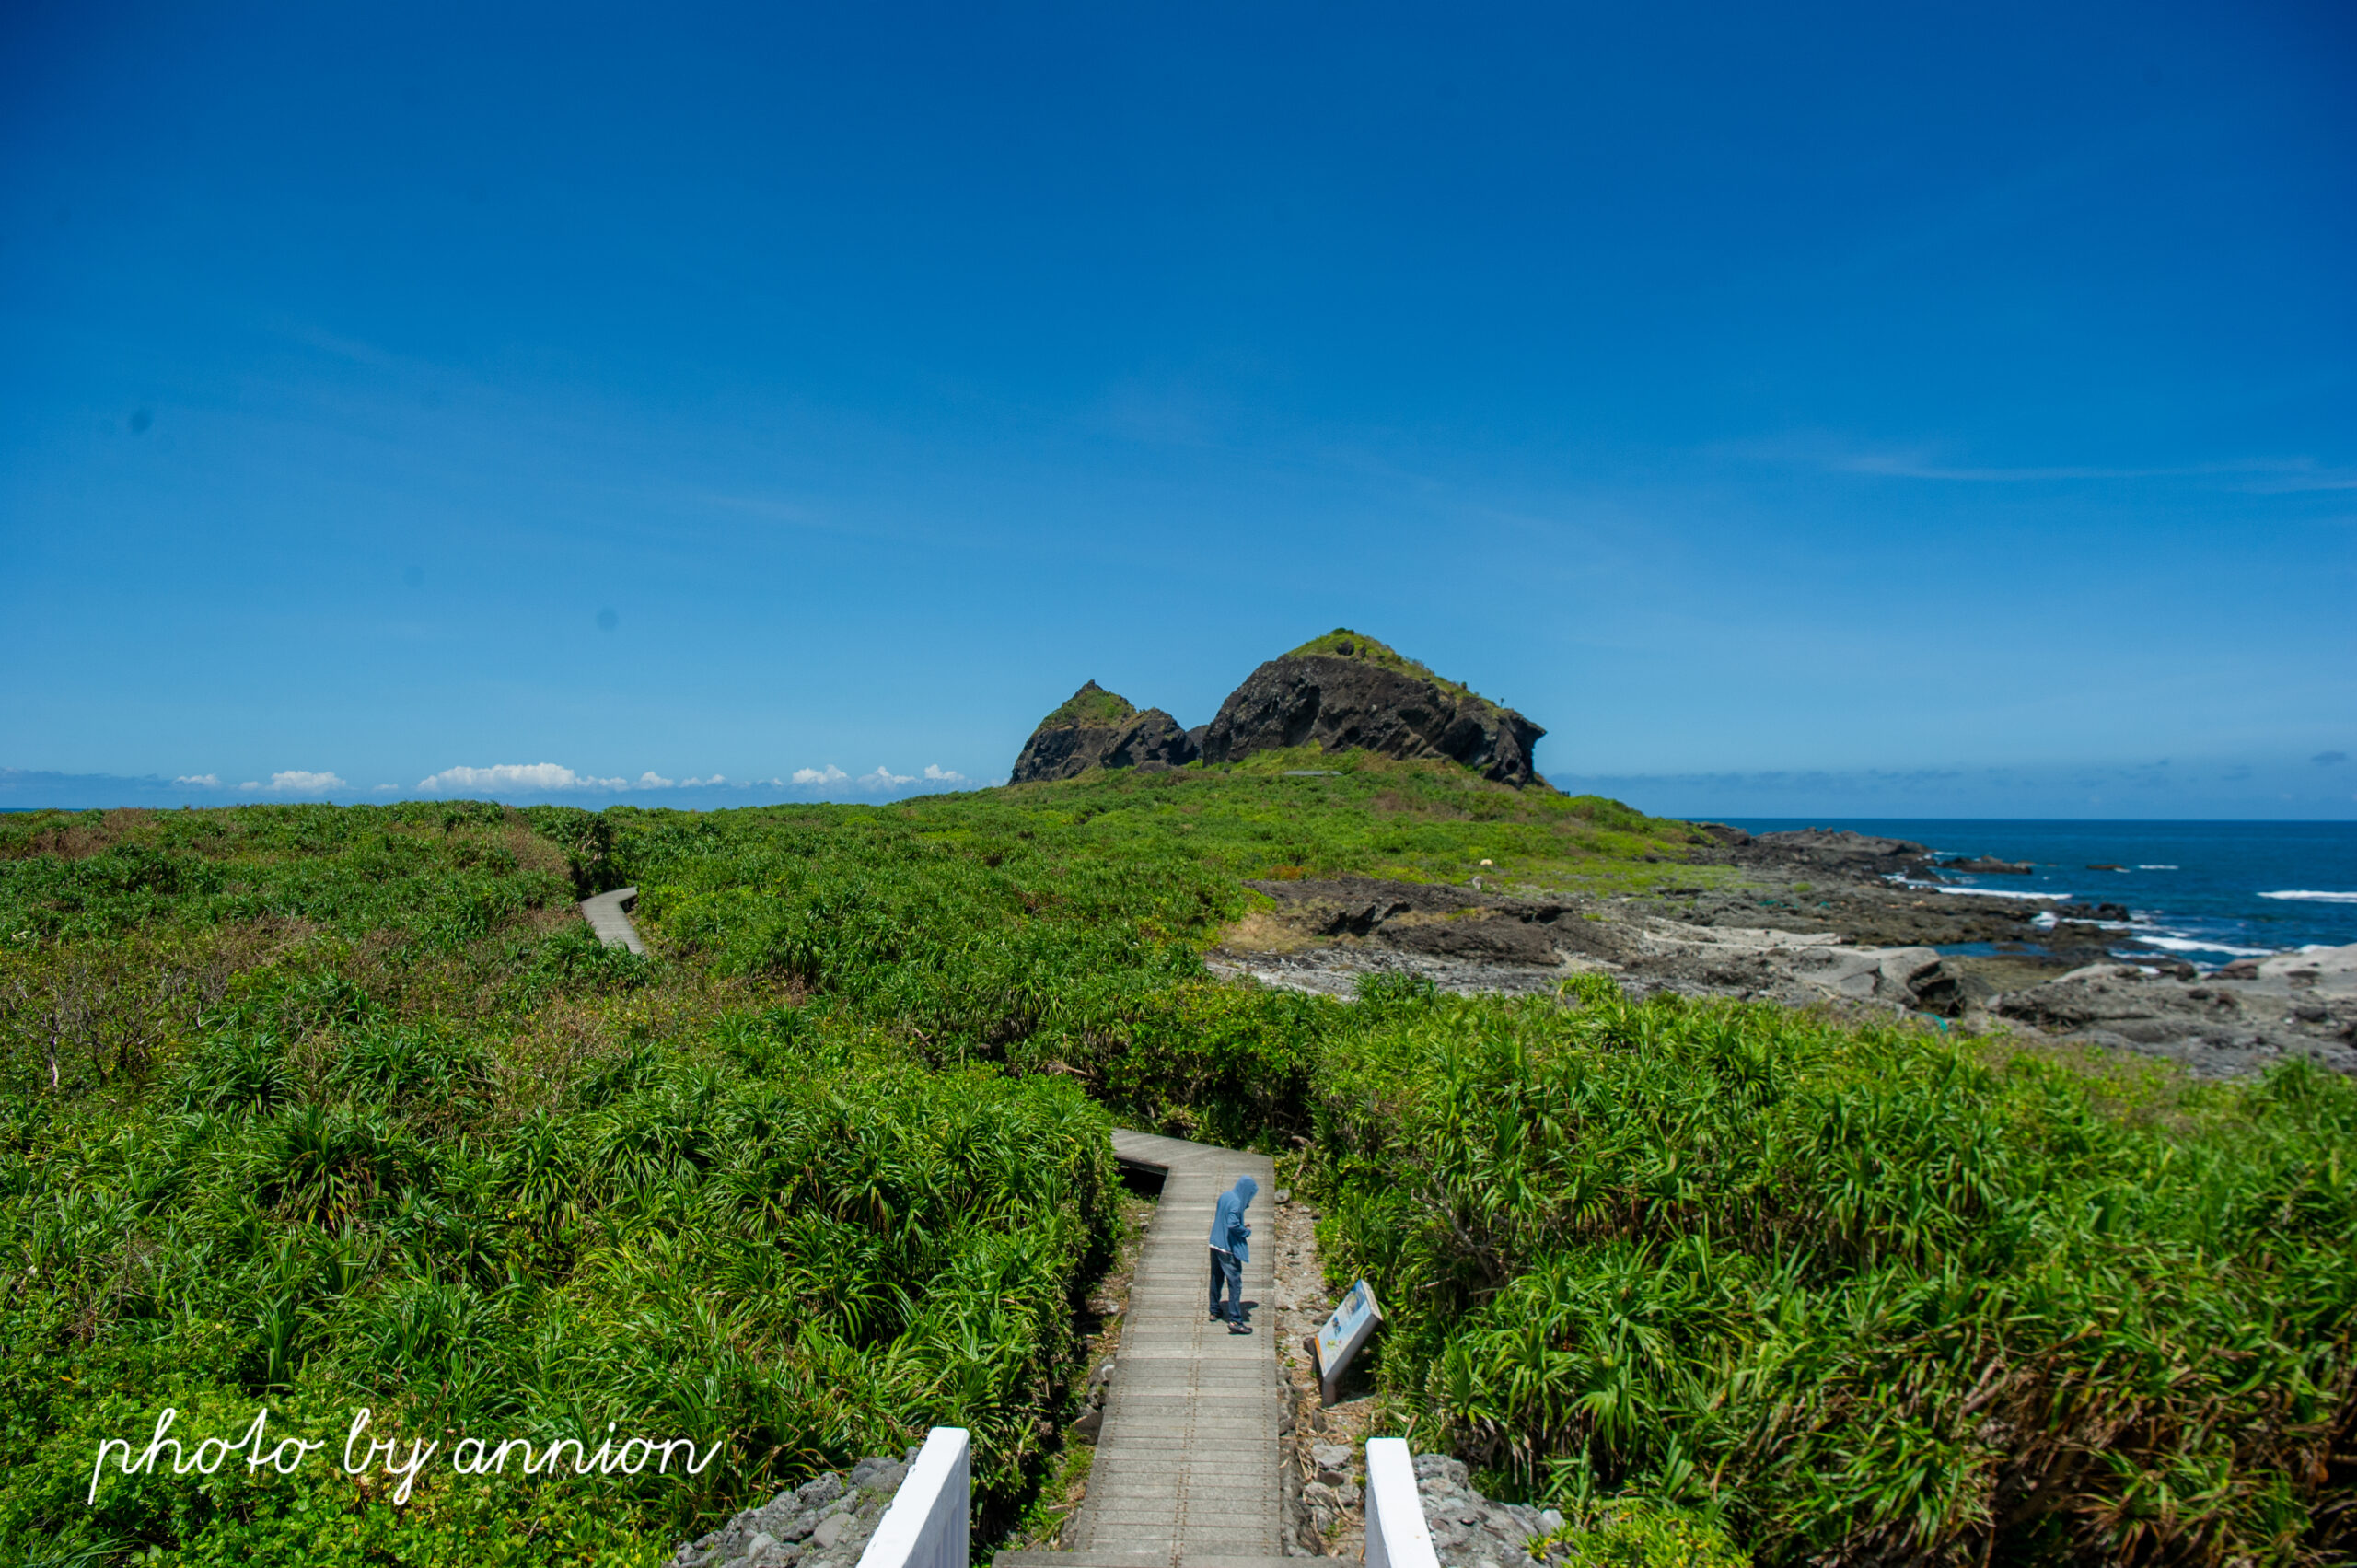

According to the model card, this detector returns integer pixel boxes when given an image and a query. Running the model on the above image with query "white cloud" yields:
[859,765,915,788]
[680,774,726,787]
[173,773,220,788]
[417,762,627,793]
[637,772,676,789]
[793,765,850,785]
[373,784,398,793]
[238,781,261,791]
[921,764,967,783]
[262,770,347,793]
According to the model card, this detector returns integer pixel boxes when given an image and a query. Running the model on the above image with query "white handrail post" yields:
[1364,1438,1439,1568]
[855,1427,970,1568]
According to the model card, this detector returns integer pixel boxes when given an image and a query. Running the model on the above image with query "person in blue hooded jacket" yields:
[1207,1174,1257,1332]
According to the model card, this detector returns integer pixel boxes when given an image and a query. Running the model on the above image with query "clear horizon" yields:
[5,2,2351,819]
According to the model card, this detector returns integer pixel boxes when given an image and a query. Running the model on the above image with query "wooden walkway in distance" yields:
[579,886,646,954]
[1000,1130,1286,1568]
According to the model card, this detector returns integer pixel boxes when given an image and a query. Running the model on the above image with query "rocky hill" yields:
[1008,630,1548,787]
[1009,680,1200,784]
[1200,630,1545,786]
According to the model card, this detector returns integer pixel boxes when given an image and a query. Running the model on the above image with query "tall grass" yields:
[1310,975,2357,1565]
[3,1008,1116,1562]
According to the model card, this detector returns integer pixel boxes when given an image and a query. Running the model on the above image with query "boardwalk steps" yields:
[998,1132,1283,1568]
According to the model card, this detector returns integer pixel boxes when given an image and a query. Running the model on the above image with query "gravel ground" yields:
[1271,1178,1379,1557]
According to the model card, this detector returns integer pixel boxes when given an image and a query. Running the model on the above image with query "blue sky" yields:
[3,1,2351,818]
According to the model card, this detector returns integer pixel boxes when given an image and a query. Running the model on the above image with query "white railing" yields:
[1364,1437,1440,1568]
[855,1427,970,1568]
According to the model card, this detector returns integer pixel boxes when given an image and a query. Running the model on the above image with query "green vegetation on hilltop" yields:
[3,768,2351,1567]
[1032,680,1138,730]
[1283,628,1491,709]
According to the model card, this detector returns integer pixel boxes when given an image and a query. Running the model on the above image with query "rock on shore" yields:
[1734,828,1931,871]
[1214,867,2357,1078]
[1993,945,2357,1075]
[1225,875,1950,1012]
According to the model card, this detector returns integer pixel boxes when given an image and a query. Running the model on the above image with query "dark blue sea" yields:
[1721,819,2357,964]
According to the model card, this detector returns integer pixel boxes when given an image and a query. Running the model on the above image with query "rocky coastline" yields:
[1008,637,2353,1079]
[1211,828,2357,1078]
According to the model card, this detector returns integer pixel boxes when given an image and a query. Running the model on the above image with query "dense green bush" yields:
[2,1010,1115,1562]
[0,803,571,947]
[610,804,1326,1141]
[1308,977,2357,1565]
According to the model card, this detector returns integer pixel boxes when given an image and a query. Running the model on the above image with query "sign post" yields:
[1304,1278,1383,1406]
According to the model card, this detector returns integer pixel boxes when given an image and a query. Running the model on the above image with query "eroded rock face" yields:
[1009,632,1549,787]
[1200,632,1546,787]
[1100,708,1198,772]
[1010,681,1201,783]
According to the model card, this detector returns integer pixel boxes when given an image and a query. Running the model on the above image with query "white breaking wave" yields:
[2135,865,2178,871]
[2131,934,2275,957]
[1933,885,2071,901]
[2258,890,2357,903]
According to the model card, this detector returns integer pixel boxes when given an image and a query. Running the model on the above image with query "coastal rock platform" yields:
[1213,863,2357,1078]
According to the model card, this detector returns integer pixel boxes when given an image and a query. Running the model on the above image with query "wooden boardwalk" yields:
[575,900,1290,1566]
[1000,1131,1286,1568]
[579,887,646,954]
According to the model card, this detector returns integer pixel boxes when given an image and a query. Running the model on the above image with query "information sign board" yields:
[1308,1278,1382,1405]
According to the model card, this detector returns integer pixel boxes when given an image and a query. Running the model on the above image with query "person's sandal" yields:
[1228,1323,1252,1334]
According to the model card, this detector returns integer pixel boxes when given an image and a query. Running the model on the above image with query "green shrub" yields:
[1,1013,1116,1562]
[1550,1503,1747,1568]
[1307,987,2357,1565]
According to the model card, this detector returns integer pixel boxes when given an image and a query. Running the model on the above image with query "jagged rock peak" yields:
[1200,628,1548,788]
[1010,681,1199,784]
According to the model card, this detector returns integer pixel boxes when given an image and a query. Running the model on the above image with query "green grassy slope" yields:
[1030,681,1139,730]
[2,776,2351,1567]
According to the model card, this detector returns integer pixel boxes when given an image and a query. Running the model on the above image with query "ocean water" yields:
[1720,819,2357,963]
